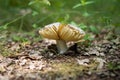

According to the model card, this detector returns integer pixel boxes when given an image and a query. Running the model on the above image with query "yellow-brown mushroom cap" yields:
[39,22,85,42]
[39,22,60,40]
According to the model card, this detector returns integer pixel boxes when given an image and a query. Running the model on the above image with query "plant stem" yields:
[56,40,67,54]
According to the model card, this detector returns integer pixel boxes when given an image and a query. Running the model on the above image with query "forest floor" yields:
[0,28,120,80]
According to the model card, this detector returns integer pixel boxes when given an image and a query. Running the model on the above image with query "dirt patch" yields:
[0,30,120,80]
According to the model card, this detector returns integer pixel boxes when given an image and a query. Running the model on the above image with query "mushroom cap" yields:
[39,22,85,42]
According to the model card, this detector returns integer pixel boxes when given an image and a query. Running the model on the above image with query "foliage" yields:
[73,0,94,9]
[0,0,119,33]
[0,44,15,57]
[107,62,120,70]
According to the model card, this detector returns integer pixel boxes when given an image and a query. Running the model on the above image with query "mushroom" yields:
[39,22,85,54]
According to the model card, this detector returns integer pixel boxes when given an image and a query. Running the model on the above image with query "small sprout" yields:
[39,22,85,54]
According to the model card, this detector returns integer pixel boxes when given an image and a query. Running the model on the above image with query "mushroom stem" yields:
[56,40,67,54]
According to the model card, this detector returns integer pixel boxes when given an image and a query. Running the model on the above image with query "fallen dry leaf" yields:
[0,54,3,61]
[0,65,6,72]
[76,59,90,66]
[94,57,106,69]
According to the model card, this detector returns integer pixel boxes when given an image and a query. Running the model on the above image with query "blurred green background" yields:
[0,0,120,33]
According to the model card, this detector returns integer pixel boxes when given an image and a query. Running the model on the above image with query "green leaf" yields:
[42,0,51,6]
[84,34,94,41]
[0,25,8,30]
[63,14,70,23]
[89,26,99,34]
[79,23,87,30]
[32,24,38,28]
[12,36,28,42]
[84,1,94,5]
[73,1,94,9]
[28,1,36,5]
[12,36,21,41]
[107,62,120,70]
[29,0,51,6]
[32,11,39,16]
[82,12,90,17]
[70,21,78,26]
[73,3,83,9]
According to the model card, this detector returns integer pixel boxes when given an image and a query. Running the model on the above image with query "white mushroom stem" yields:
[56,40,68,54]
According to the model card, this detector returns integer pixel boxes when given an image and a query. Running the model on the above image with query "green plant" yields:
[12,35,28,42]
[107,62,120,70]
[0,15,25,31]
[73,0,94,17]
[73,0,94,9]
[89,25,99,34]
[0,0,119,33]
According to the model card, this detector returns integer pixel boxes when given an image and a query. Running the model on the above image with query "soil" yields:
[0,29,120,80]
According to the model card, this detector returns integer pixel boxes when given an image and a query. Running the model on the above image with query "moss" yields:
[42,61,98,78]
[0,44,16,57]
[52,63,86,77]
